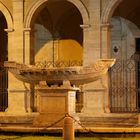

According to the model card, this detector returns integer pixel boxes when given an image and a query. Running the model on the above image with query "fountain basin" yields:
[4,59,115,85]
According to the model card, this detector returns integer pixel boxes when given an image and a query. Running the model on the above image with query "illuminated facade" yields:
[0,0,140,117]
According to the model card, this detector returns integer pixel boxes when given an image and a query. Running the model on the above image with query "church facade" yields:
[0,0,140,117]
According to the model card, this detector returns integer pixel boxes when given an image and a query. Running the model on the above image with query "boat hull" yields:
[4,59,115,85]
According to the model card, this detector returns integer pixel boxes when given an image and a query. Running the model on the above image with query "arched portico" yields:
[0,2,13,29]
[101,0,140,113]
[24,0,89,28]
[101,0,123,24]
[23,0,89,113]
[23,0,89,65]
[0,2,13,112]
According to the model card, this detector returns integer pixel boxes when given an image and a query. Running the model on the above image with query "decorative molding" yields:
[8,89,30,93]
[84,88,106,92]
[100,23,110,26]
[23,28,31,32]
[4,28,14,32]
[80,24,91,29]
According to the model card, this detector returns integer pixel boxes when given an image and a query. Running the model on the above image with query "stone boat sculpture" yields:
[4,59,115,85]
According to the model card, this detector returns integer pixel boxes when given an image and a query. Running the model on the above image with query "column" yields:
[101,23,111,58]
[24,28,35,65]
[5,0,28,115]
[23,28,35,112]
[81,0,106,115]
[80,24,91,66]
[83,0,101,65]
[12,0,24,63]
[4,29,14,60]
[100,24,112,113]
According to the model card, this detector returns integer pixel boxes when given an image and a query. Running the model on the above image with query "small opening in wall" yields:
[113,46,119,53]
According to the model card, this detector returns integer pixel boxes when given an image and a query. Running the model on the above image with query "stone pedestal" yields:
[6,74,28,115]
[81,80,106,115]
[82,90,105,115]
[33,85,79,127]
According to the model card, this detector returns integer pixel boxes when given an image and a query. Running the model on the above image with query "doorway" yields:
[109,17,139,112]
[135,38,140,110]
[0,13,8,111]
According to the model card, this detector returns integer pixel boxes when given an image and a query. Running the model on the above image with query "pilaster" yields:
[83,0,101,65]
[23,28,35,112]
[23,28,35,64]
[5,0,28,115]
[81,0,112,115]
[101,23,111,58]
[82,81,106,115]
[100,24,112,113]
[80,24,91,66]
[13,0,24,63]
[4,28,14,61]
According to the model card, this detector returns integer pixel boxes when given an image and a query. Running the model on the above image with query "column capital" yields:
[24,28,37,34]
[100,23,112,32]
[4,28,14,32]
[23,28,31,32]
[100,23,112,28]
[80,24,91,29]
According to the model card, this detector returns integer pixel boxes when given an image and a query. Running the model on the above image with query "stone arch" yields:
[0,1,13,29]
[24,0,89,28]
[101,0,123,24]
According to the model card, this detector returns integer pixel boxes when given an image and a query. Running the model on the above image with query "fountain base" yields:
[33,82,79,127]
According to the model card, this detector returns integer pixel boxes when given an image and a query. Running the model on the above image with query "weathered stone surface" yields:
[0,0,139,126]
[4,59,115,85]
[33,86,78,127]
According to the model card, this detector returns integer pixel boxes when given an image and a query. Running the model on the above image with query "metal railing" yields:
[35,60,83,68]
[109,58,139,112]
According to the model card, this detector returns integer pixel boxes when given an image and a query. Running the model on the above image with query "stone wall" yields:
[1,0,138,116]
[0,0,13,13]
[0,0,107,115]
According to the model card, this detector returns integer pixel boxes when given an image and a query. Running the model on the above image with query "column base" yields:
[82,89,106,115]
[7,89,28,115]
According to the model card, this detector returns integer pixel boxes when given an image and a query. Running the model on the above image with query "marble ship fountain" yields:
[4,59,115,126]
[4,59,115,85]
